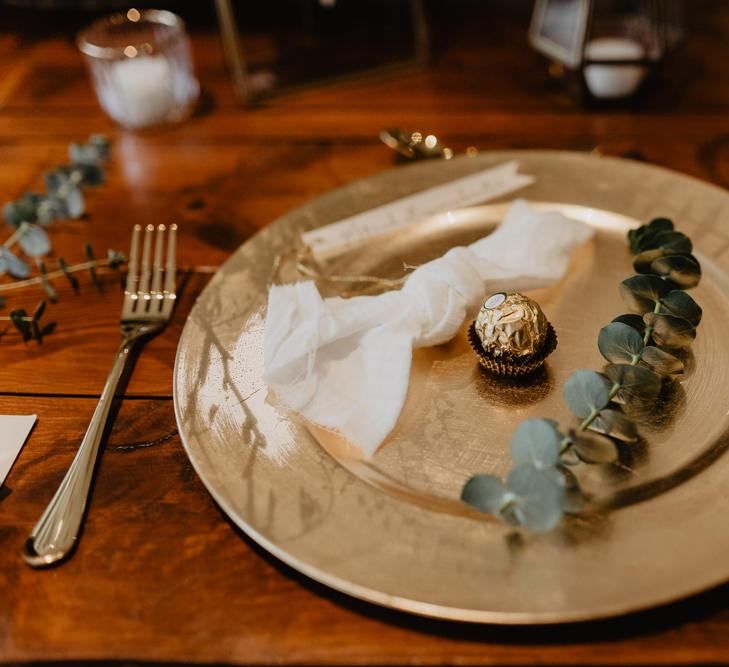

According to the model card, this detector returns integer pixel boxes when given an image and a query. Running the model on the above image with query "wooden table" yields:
[3,2,729,664]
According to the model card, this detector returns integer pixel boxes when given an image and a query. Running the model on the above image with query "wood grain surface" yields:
[3,2,729,665]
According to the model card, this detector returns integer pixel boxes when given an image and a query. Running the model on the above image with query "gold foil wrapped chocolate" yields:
[475,292,548,357]
[469,292,557,377]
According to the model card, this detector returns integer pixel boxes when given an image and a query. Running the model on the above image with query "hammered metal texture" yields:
[173,151,729,623]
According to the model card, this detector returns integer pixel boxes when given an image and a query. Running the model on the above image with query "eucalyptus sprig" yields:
[0,247,126,343]
[1,134,109,280]
[0,135,115,342]
[0,248,127,298]
[462,217,703,532]
[4,134,109,229]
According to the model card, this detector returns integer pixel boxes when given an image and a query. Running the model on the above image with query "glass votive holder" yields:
[77,9,200,130]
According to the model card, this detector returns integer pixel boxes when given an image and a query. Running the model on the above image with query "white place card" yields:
[302,160,536,260]
[0,415,36,486]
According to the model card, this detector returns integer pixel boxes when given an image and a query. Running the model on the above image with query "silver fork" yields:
[23,223,177,567]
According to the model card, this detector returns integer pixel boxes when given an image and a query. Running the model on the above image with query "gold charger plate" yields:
[174,151,729,623]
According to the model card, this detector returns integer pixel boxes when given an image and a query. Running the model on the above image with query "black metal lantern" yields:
[529,0,684,100]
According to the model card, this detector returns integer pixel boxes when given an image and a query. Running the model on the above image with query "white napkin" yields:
[263,200,593,456]
[1,414,36,486]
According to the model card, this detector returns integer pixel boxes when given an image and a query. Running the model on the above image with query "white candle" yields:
[583,38,646,99]
[100,56,174,129]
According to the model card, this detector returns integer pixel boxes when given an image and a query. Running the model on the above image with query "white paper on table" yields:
[0,415,36,486]
[301,161,536,260]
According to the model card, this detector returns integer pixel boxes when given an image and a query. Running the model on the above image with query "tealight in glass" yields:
[77,9,199,130]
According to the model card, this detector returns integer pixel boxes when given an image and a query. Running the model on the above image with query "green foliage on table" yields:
[0,244,127,342]
[0,135,127,343]
[5,299,54,343]
[1,134,109,280]
[462,217,703,533]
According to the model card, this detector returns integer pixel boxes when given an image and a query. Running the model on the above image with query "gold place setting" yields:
[174,149,729,623]
[5,2,729,664]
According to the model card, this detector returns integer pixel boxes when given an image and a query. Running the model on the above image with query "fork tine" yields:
[164,223,177,298]
[125,224,141,296]
[150,224,166,309]
[138,224,153,307]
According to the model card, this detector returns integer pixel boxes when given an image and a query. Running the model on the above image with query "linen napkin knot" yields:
[263,200,593,456]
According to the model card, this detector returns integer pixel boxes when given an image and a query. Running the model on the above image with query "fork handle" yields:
[23,336,138,567]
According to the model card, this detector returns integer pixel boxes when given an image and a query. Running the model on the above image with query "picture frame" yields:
[214,0,430,104]
[529,0,591,68]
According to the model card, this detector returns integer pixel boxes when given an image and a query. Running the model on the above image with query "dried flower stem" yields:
[0,258,124,293]
[3,222,29,249]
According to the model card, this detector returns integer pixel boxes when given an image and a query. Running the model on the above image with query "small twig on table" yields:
[0,258,121,294]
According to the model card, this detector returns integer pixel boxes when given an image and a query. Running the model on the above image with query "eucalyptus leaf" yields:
[3,193,43,228]
[598,322,645,364]
[650,254,701,289]
[76,163,105,186]
[39,278,56,302]
[648,217,674,232]
[605,363,661,404]
[634,248,672,274]
[107,249,127,267]
[40,321,56,337]
[9,308,31,341]
[589,409,639,442]
[628,231,642,254]
[69,142,103,166]
[644,312,696,349]
[69,135,110,167]
[559,446,581,466]
[563,369,611,418]
[3,201,23,228]
[44,166,76,193]
[58,185,85,219]
[30,319,41,342]
[612,313,647,336]
[507,464,565,533]
[570,430,619,464]
[557,465,585,513]
[633,232,691,274]
[35,195,64,225]
[510,419,562,469]
[0,247,30,278]
[33,300,46,322]
[633,218,676,253]
[58,256,79,291]
[640,345,684,375]
[660,290,702,326]
[633,236,655,255]
[620,275,669,313]
[461,475,509,514]
[85,243,99,287]
[653,230,692,254]
[90,134,110,159]
[628,218,673,254]
[18,224,50,257]
[36,261,57,302]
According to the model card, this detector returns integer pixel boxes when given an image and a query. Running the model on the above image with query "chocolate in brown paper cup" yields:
[468,321,557,377]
